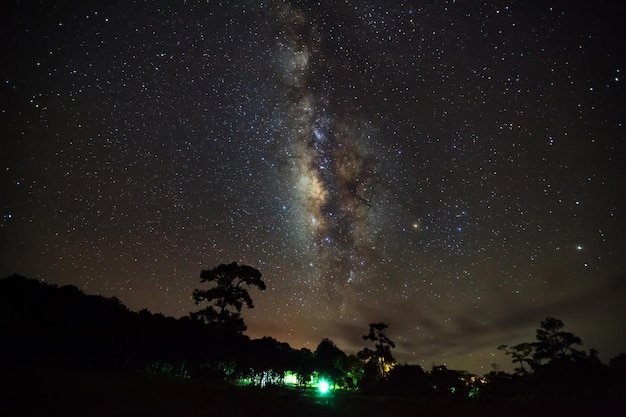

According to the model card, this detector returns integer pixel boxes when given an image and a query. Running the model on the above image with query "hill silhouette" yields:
[0,274,216,374]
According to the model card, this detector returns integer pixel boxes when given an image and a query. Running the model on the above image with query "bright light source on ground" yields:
[318,380,330,394]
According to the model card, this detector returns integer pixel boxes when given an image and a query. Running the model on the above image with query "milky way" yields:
[1,1,625,374]
[272,4,386,311]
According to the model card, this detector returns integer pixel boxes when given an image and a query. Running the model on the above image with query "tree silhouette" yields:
[497,316,611,399]
[497,342,536,374]
[191,262,266,335]
[609,352,626,373]
[314,338,347,387]
[293,347,316,386]
[499,317,585,374]
[534,316,583,365]
[363,322,396,357]
[360,322,396,383]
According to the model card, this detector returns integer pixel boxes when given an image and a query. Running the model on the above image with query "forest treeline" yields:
[1,273,625,403]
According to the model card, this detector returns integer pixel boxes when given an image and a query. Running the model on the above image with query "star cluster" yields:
[1,1,625,373]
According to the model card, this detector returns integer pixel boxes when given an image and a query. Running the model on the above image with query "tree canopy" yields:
[498,316,586,375]
[359,322,396,385]
[314,338,347,386]
[191,262,266,335]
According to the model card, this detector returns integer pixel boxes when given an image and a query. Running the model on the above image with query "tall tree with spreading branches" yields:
[191,262,266,335]
[360,322,396,382]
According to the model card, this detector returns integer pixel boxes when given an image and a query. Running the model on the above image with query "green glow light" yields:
[318,380,330,394]
[283,372,298,385]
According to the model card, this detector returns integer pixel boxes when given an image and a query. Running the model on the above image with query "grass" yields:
[2,368,624,417]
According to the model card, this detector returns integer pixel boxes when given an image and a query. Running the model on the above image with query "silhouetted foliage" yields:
[0,274,132,370]
[534,317,583,365]
[241,336,295,386]
[4,274,626,416]
[430,365,473,397]
[314,338,347,387]
[382,364,429,398]
[342,354,363,390]
[191,262,266,335]
[609,352,626,373]
[0,274,214,376]
[497,316,612,400]
[497,342,535,375]
[358,322,396,389]
[293,347,316,386]
[362,322,396,353]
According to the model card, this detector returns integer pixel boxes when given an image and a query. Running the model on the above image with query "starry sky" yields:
[2,0,625,374]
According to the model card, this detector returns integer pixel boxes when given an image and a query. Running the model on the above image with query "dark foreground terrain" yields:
[1,368,624,417]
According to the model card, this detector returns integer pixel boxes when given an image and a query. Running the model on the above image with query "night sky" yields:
[2,0,625,374]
